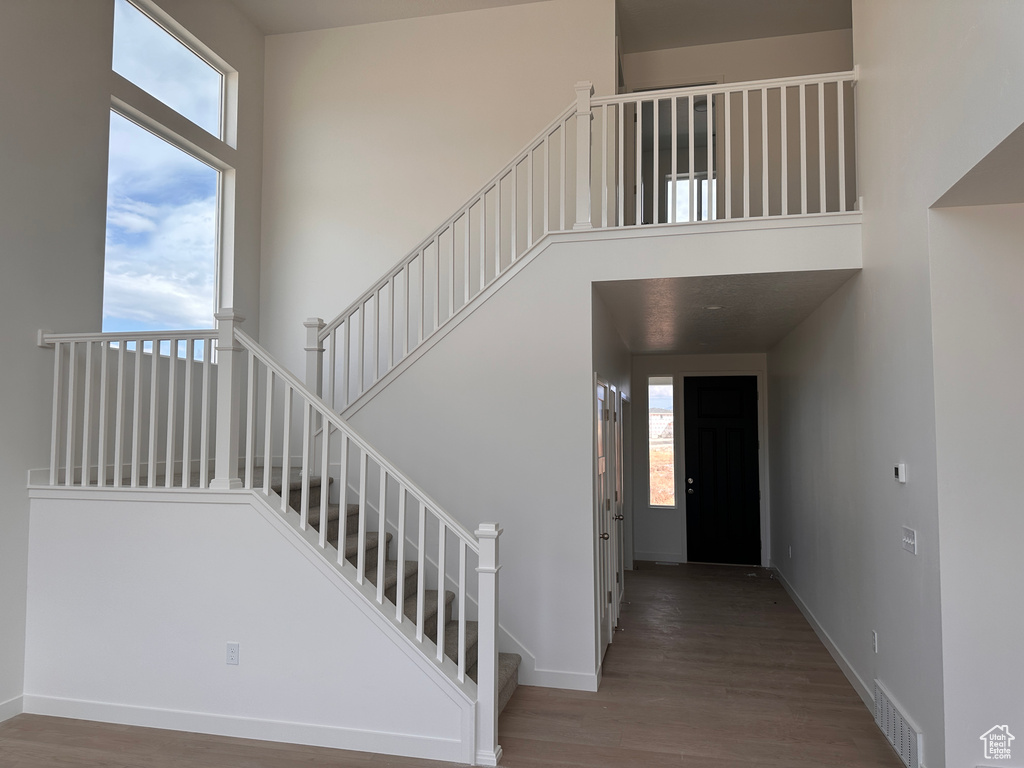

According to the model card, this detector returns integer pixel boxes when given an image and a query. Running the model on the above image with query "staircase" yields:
[272,473,521,712]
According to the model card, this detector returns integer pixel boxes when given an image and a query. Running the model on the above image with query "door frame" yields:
[631,362,770,568]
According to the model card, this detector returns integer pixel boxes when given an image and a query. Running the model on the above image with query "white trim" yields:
[634,551,686,563]
[0,695,23,723]
[772,566,874,710]
[517,667,598,692]
[21,695,464,763]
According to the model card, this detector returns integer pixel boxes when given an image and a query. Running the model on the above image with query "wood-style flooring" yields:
[0,563,901,767]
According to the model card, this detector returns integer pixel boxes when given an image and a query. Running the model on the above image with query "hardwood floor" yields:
[0,563,901,767]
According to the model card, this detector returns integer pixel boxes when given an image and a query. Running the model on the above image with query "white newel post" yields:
[304,317,325,397]
[573,80,594,230]
[475,523,502,766]
[211,310,244,490]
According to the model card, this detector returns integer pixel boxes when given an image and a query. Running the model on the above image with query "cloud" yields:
[112,0,221,136]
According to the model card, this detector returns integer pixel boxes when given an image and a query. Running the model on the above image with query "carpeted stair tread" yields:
[443,618,479,672]
[497,653,521,712]
[403,589,454,629]
[343,530,391,559]
[365,559,419,603]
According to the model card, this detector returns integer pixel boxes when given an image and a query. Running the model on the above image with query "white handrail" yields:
[310,72,858,415]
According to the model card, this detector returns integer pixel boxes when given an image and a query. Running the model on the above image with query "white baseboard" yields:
[771,567,874,711]
[22,695,463,763]
[516,667,598,692]
[0,695,23,723]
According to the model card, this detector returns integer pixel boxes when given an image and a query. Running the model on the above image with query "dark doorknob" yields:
[614,514,624,520]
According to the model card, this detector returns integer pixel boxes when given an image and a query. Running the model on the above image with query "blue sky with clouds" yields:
[103,0,222,333]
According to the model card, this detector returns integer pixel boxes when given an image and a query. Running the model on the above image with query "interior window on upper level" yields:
[112,0,222,137]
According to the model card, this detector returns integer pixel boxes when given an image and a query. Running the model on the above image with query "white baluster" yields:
[762,88,769,217]
[395,489,407,622]
[781,86,789,217]
[130,340,141,487]
[819,80,827,213]
[458,539,467,682]
[299,401,311,529]
[280,386,292,513]
[148,340,159,487]
[800,84,808,215]
[199,337,212,488]
[357,451,368,583]
[164,339,176,488]
[319,417,330,549]
[617,105,624,227]
[838,80,847,212]
[670,97,677,224]
[377,468,387,604]
[262,368,273,495]
[653,98,660,225]
[97,341,108,487]
[81,341,93,486]
[416,500,426,641]
[742,89,750,219]
[49,340,61,486]
[436,520,446,661]
[725,91,732,219]
[336,433,350,564]
[181,339,192,488]
[689,96,696,222]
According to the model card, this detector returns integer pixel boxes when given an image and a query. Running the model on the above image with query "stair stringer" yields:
[245,487,482,763]
[24,485,480,765]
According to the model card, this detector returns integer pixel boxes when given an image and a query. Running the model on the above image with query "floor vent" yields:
[874,679,922,768]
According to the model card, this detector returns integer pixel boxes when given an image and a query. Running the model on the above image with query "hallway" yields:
[499,563,903,767]
[0,564,903,767]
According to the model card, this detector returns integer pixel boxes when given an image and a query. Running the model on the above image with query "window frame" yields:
[106,0,239,330]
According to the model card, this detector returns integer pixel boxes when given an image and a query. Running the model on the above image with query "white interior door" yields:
[596,379,612,658]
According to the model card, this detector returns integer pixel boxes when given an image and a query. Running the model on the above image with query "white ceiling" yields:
[231,0,851,51]
[617,0,852,54]
[231,0,548,35]
[594,270,858,355]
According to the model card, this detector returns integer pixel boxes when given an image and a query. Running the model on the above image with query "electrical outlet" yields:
[872,630,878,653]
[226,642,239,665]
[902,527,917,555]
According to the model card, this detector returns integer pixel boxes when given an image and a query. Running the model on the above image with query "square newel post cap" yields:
[574,81,594,111]
[304,317,326,351]
[476,523,503,539]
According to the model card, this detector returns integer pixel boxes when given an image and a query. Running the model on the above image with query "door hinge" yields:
[614,490,619,502]
[616,571,620,584]
[607,590,612,604]
[604,408,610,421]
[605,498,611,511]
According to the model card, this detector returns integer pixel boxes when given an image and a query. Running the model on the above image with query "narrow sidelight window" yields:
[648,376,675,506]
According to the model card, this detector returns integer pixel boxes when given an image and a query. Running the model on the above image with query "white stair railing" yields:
[39,315,502,764]
[315,95,584,413]
[313,71,858,413]
[40,328,219,488]
[591,70,858,226]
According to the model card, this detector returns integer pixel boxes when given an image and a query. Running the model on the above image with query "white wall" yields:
[259,0,617,374]
[0,0,263,725]
[767,3,1024,766]
[621,29,853,92]
[630,353,767,565]
[0,0,114,721]
[23,492,470,762]
[929,204,1024,768]
[346,218,859,690]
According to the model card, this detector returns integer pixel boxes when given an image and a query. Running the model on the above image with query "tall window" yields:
[648,377,675,506]
[104,0,229,332]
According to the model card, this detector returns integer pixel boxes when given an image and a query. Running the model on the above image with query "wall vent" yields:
[874,679,922,768]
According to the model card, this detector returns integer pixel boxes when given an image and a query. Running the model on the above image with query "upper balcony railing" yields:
[313,71,858,413]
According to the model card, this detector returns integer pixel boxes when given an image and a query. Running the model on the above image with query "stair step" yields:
[404,589,454,639]
[443,618,479,674]
[365,559,419,604]
[343,530,391,560]
[497,652,521,712]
